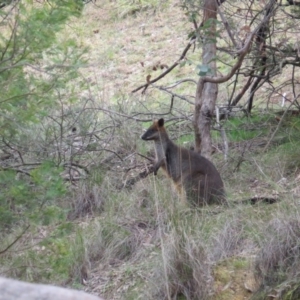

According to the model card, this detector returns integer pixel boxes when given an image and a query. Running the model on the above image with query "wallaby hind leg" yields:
[183,175,209,206]
[210,186,227,205]
[184,172,226,206]
[174,181,187,205]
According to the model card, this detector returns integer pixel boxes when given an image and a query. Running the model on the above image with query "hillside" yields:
[2,1,300,300]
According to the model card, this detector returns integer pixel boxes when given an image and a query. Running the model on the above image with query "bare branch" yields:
[0,225,30,255]
[202,32,254,84]
[152,85,194,105]
[2,138,25,164]
[217,5,237,48]
[164,79,197,89]
[131,38,196,94]
[201,2,278,85]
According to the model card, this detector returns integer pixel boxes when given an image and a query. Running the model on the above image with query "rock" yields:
[0,277,104,300]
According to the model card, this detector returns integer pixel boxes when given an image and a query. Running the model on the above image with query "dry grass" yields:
[61,0,201,109]
[254,217,300,286]
[79,168,300,299]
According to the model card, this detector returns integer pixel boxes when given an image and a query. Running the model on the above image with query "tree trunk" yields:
[194,0,218,159]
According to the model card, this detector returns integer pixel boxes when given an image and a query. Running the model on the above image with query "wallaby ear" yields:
[158,118,164,127]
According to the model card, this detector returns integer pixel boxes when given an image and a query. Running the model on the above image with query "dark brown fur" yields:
[141,118,226,205]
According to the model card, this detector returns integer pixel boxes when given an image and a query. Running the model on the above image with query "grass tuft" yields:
[254,217,300,289]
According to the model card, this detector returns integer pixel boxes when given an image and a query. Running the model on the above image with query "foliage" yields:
[0,0,86,275]
[0,162,66,229]
[0,0,84,135]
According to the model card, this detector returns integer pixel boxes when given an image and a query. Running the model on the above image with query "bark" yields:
[194,0,218,158]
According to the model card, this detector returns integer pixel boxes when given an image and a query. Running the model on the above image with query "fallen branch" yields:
[120,163,155,189]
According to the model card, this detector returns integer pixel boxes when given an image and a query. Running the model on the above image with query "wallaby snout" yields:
[141,130,154,141]
[141,118,164,141]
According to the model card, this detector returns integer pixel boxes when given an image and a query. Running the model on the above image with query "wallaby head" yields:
[141,118,168,141]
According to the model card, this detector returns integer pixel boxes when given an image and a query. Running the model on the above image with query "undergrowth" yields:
[1,104,300,300]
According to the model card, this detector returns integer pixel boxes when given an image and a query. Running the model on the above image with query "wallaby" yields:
[141,118,226,205]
